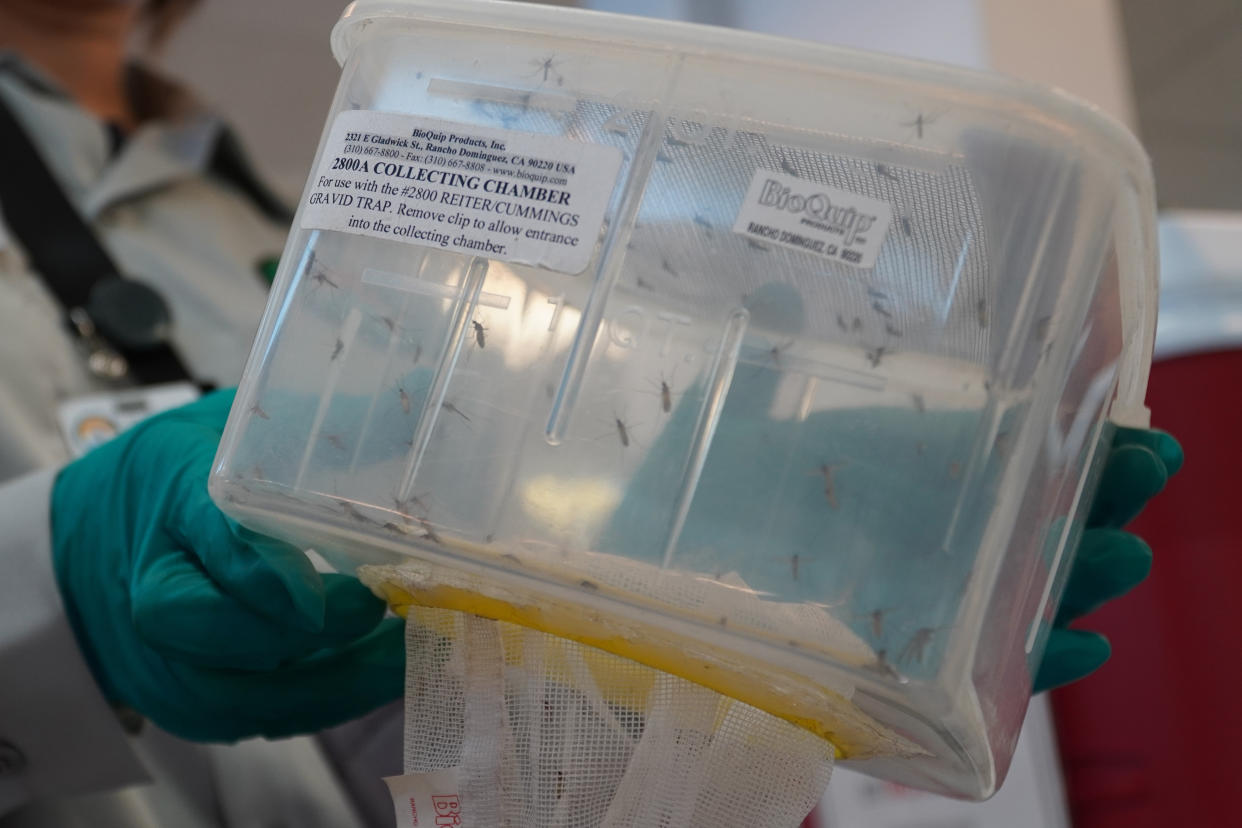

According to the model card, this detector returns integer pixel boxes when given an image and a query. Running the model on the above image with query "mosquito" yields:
[417,517,443,545]
[595,408,639,450]
[398,387,411,414]
[870,608,892,640]
[902,111,938,139]
[338,499,370,524]
[649,370,676,414]
[614,416,632,448]
[899,627,936,664]
[311,271,338,290]
[876,163,899,181]
[389,500,415,527]
[322,433,346,451]
[472,320,487,348]
[330,338,344,361]
[248,402,269,420]
[865,346,886,369]
[869,650,903,681]
[779,156,799,177]
[813,463,840,509]
[392,493,428,523]
[530,55,564,85]
[442,401,471,423]
[766,338,796,370]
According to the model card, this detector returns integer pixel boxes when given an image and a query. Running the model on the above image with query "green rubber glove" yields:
[51,389,405,742]
[1032,426,1183,692]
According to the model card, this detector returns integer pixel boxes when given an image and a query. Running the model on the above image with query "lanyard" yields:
[0,92,194,386]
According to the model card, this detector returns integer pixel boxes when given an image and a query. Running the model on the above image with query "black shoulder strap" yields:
[210,127,295,226]
[0,92,194,386]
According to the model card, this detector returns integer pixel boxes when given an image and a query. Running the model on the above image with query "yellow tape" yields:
[370,572,924,761]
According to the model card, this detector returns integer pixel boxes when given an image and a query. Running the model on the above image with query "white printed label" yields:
[301,110,622,275]
[732,169,892,269]
[384,769,463,828]
[57,382,201,458]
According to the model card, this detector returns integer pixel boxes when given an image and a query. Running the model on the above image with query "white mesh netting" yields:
[397,608,834,828]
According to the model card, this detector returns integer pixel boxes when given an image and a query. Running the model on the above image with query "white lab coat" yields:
[0,55,398,827]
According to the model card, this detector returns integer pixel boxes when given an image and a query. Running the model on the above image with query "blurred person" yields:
[0,1,403,826]
[0,1,1181,827]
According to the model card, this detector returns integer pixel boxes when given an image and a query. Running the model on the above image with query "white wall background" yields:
[155,0,354,200]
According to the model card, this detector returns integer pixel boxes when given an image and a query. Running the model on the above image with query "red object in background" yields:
[1052,349,1242,827]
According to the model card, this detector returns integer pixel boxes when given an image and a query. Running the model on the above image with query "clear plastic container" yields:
[210,0,1158,800]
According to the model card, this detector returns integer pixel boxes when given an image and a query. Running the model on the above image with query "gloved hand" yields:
[51,389,405,742]
[1033,426,1183,692]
